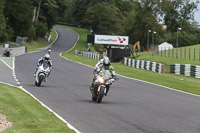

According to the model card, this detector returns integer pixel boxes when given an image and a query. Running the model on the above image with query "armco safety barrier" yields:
[124,57,165,73]
[170,64,200,78]
[75,50,100,60]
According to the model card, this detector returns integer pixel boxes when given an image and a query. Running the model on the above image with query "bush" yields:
[34,22,48,38]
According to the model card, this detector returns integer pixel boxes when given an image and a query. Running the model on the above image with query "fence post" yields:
[199,49,200,62]
[180,48,182,59]
[189,48,190,60]
[161,47,162,57]
[194,48,195,61]
[184,48,186,59]
[164,47,166,57]
[172,48,174,58]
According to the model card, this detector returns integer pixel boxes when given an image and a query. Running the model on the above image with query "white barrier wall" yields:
[75,50,100,60]
[1,46,26,57]
[124,57,165,73]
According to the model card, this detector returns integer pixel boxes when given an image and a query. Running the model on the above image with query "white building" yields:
[158,42,173,51]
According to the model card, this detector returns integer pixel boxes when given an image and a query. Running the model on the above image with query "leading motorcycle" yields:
[35,61,50,87]
[90,69,118,103]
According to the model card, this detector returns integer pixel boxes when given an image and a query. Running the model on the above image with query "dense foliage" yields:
[59,0,200,48]
[0,0,58,41]
[0,0,199,48]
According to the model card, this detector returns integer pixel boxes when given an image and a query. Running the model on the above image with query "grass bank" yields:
[0,29,57,53]
[137,46,200,73]
[0,84,74,133]
[60,24,200,95]
[26,29,57,52]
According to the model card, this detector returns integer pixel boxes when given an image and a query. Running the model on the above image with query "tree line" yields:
[0,0,200,49]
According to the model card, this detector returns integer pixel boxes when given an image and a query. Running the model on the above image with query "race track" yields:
[15,27,200,133]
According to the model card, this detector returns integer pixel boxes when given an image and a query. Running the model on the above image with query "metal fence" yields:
[16,36,28,46]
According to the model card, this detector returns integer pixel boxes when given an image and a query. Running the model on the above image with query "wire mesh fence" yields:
[16,36,28,46]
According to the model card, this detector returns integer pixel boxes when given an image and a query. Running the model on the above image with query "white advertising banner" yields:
[94,35,129,45]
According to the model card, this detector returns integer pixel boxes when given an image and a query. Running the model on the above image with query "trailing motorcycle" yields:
[90,69,118,103]
[35,61,50,87]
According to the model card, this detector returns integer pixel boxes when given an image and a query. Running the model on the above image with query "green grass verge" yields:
[60,24,200,95]
[25,29,57,52]
[0,84,74,133]
[0,29,57,53]
[136,46,200,73]
[0,57,13,69]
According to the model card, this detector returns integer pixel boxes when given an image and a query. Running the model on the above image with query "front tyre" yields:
[92,96,97,101]
[97,86,105,103]
[37,75,45,87]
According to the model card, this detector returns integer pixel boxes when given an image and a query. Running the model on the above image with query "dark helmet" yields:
[44,54,50,60]
[103,56,110,66]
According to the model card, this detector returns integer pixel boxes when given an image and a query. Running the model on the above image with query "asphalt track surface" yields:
[15,27,200,133]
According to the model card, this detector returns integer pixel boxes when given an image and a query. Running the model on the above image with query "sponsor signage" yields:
[94,35,129,45]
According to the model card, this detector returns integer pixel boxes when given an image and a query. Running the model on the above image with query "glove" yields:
[96,67,100,72]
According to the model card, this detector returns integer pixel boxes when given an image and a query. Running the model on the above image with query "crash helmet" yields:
[103,56,110,66]
[44,54,50,60]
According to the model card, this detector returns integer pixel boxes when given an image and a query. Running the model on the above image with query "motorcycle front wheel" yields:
[37,75,45,87]
[97,86,105,103]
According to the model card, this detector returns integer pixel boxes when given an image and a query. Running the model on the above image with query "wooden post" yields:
[189,48,190,60]
[180,47,182,59]
[168,48,170,58]
[184,48,186,59]
[194,48,195,61]
[199,49,200,62]
[172,48,174,58]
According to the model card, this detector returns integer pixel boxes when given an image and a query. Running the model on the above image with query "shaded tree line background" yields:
[0,0,200,48]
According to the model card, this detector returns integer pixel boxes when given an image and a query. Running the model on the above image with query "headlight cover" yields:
[98,77,104,83]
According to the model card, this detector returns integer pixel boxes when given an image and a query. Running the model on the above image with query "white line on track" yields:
[0,81,18,88]
[0,57,13,70]
[0,80,81,133]
[10,29,81,133]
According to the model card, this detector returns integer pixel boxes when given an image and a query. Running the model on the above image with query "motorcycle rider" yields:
[34,54,53,81]
[91,56,117,95]
[48,47,52,54]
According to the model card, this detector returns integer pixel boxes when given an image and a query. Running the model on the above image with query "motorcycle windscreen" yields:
[102,69,111,80]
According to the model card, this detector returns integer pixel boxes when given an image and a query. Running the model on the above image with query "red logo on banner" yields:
[118,37,126,43]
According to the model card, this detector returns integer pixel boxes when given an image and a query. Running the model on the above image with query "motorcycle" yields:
[35,61,50,87]
[48,47,52,54]
[90,69,118,103]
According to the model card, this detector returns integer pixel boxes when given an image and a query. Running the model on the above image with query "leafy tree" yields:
[38,0,59,30]
[57,0,75,23]
[4,0,33,40]
[73,0,90,25]
[0,0,8,41]
[82,2,122,35]
[123,0,161,47]
[160,0,198,32]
